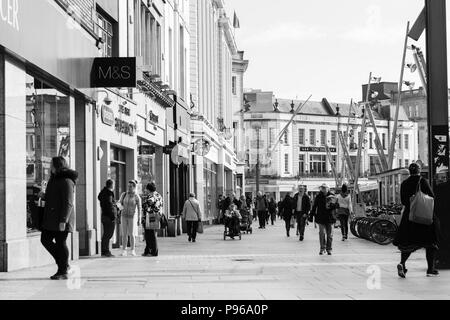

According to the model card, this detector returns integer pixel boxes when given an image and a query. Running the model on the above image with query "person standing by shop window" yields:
[336,184,353,241]
[98,179,117,257]
[182,193,202,243]
[119,180,142,257]
[40,157,78,280]
[141,182,164,256]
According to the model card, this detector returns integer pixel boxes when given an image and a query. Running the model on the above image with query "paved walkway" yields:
[1,220,449,300]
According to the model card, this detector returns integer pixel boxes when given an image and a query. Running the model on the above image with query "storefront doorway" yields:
[110,146,127,198]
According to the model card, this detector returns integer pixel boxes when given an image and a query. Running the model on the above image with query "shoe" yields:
[192,239,196,243]
[121,250,128,257]
[397,264,406,278]
[142,253,151,257]
[327,252,332,256]
[342,238,345,241]
[300,236,304,241]
[188,237,192,242]
[50,273,68,280]
[102,252,115,258]
[319,251,325,255]
[427,269,440,277]
[130,250,137,257]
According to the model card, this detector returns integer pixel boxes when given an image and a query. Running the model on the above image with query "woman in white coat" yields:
[182,193,202,243]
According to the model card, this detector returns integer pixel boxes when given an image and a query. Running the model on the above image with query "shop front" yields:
[0,0,99,271]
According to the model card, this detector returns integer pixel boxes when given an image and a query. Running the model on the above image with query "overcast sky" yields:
[226,0,430,103]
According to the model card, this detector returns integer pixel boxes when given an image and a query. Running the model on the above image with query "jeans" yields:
[297,215,308,238]
[258,211,266,228]
[41,230,70,274]
[187,221,199,240]
[338,215,349,239]
[284,218,292,235]
[101,216,115,255]
[319,224,334,253]
[270,212,276,225]
[144,229,158,256]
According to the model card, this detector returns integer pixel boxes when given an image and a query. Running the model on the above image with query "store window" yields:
[26,74,71,233]
[299,154,305,174]
[203,159,218,220]
[110,147,127,199]
[138,140,155,193]
[310,155,327,176]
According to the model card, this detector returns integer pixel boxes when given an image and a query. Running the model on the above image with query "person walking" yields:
[141,182,163,256]
[182,193,202,243]
[98,179,118,257]
[281,193,294,237]
[119,180,142,257]
[293,186,311,241]
[255,192,268,229]
[40,157,78,280]
[309,184,337,255]
[336,184,353,241]
[264,195,270,225]
[394,163,440,278]
[268,198,277,225]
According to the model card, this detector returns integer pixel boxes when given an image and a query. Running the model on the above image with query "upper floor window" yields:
[405,134,409,150]
[320,130,327,146]
[310,129,316,146]
[97,12,114,57]
[284,154,289,173]
[299,129,305,145]
[398,134,402,149]
[232,76,237,95]
[331,130,337,147]
[284,130,289,145]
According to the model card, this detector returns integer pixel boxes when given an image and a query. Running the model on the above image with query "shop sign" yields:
[148,111,159,124]
[91,58,136,88]
[300,147,337,153]
[101,105,115,127]
[115,118,135,137]
[118,105,131,117]
[1,0,19,31]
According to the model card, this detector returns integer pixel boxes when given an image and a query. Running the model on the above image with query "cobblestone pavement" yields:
[1,220,449,300]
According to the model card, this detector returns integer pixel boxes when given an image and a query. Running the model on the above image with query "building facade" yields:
[189,0,244,223]
[0,0,191,271]
[243,90,418,204]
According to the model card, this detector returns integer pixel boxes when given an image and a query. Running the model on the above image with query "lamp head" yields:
[103,94,113,106]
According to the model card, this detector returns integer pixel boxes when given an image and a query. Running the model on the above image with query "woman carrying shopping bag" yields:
[141,182,164,257]
[182,193,203,243]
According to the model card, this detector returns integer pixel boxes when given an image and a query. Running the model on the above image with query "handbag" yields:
[409,178,434,226]
[31,199,45,231]
[188,200,203,234]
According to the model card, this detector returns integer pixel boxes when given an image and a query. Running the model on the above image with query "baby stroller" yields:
[223,210,242,240]
[239,209,253,234]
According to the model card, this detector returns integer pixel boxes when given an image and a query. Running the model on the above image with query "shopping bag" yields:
[197,221,204,234]
[409,178,434,226]
[290,216,295,228]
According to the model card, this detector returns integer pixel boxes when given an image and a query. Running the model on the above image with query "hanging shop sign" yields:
[91,57,136,88]
[101,105,115,126]
[300,147,337,153]
[115,118,135,137]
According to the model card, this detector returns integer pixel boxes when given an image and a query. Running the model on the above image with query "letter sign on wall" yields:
[91,57,136,88]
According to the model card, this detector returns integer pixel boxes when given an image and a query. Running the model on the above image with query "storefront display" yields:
[25,73,71,233]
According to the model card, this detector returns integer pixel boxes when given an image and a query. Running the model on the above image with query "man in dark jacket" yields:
[98,179,117,257]
[394,163,439,278]
[281,194,294,237]
[41,157,78,280]
[310,184,337,255]
[293,186,311,241]
[255,192,268,229]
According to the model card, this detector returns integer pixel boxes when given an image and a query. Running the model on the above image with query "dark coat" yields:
[98,187,117,221]
[393,175,439,250]
[42,169,78,233]
[310,192,336,225]
[281,196,294,221]
[223,197,240,212]
[435,181,450,263]
[293,193,312,218]
[268,201,277,214]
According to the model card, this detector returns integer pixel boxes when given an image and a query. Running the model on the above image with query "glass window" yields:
[97,12,114,57]
[284,154,289,173]
[310,129,316,146]
[26,74,70,233]
[232,76,237,95]
[398,134,402,149]
[369,132,373,149]
[284,130,289,145]
[404,134,409,150]
[310,155,327,175]
[382,133,386,150]
[299,129,305,145]
[331,130,337,146]
[299,154,305,174]
[320,130,327,146]
[138,140,155,193]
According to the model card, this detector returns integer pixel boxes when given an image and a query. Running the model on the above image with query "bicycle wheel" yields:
[370,220,397,245]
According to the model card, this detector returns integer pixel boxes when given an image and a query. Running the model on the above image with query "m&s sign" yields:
[91,57,136,88]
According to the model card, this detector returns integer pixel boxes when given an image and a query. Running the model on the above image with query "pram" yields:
[223,210,242,241]
[239,209,253,234]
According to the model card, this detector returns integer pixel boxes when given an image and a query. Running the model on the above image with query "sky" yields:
[225,0,429,104]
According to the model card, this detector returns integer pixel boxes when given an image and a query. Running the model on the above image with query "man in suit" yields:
[293,186,311,241]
